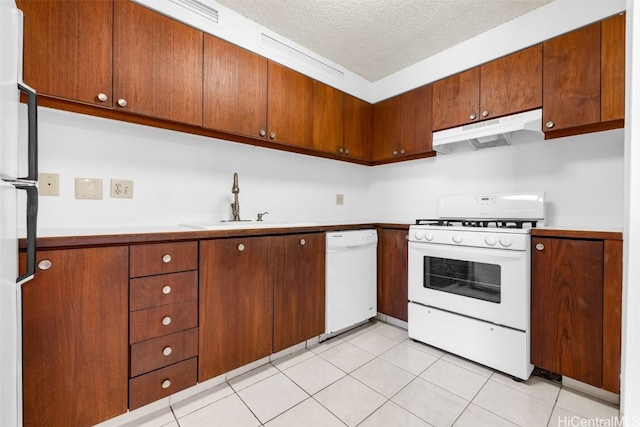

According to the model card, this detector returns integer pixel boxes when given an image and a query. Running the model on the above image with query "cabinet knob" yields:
[535,243,545,251]
[300,239,306,246]
[400,148,406,155]
[393,150,399,156]
[482,110,489,117]
[162,316,172,326]
[38,259,52,270]
[97,93,108,102]
[161,379,171,389]
[469,113,477,120]
[237,243,245,252]
[269,132,276,139]
[116,98,127,107]
[162,254,172,263]
[546,121,555,129]
[344,148,350,156]
[338,148,344,154]
[259,129,266,137]
[162,285,172,295]
[162,346,173,356]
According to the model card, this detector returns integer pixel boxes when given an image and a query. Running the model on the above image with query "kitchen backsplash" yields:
[21,107,624,231]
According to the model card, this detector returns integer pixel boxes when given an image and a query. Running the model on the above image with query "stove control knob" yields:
[425,232,435,242]
[414,232,424,240]
[484,236,497,246]
[452,233,463,244]
[499,237,513,247]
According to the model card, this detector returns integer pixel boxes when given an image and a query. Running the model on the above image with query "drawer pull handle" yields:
[535,243,545,251]
[300,239,306,246]
[162,285,172,295]
[162,316,172,326]
[162,254,172,263]
[237,243,245,252]
[161,379,171,389]
[38,259,52,270]
[162,346,173,356]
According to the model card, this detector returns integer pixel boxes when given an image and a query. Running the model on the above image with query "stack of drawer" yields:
[128,241,199,409]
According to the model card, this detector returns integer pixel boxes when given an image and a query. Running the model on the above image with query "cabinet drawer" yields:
[130,300,197,344]
[130,328,198,377]
[129,357,197,410]
[130,241,197,278]
[130,270,198,311]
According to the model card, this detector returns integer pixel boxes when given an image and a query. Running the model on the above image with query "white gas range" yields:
[407,192,545,380]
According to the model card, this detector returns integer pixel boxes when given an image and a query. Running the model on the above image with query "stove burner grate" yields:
[415,218,539,229]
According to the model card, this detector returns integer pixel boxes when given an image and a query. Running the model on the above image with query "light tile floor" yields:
[134,321,620,427]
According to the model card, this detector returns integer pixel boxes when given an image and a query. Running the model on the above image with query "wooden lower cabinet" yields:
[21,246,129,427]
[377,228,409,321]
[199,234,325,381]
[531,233,622,392]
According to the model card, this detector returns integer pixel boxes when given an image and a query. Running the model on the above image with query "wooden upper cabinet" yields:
[373,84,433,162]
[543,22,601,134]
[17,0,113,107]
[479,44,542,120]
[312,81,344,156]
[432,68,479,131]
[267,61,314,148]
[601,13,625,123]
[113,1,203,126]
[203,35,268,139]
[433,45,542,131]
[343,94,373,161]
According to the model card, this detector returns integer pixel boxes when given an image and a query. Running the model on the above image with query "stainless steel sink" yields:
[180,221,317,230]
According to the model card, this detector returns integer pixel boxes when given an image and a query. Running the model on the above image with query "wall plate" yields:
[75,178,103,200]
[110,179,133,199]
[39,173,59,196]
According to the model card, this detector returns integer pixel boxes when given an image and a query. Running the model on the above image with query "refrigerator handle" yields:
[14,183,38,284]
[17,82,38,182]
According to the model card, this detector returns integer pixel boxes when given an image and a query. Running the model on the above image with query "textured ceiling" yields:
[214,0,553,81]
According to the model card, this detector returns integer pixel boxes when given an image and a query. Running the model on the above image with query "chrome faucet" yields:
[231,172,241,221]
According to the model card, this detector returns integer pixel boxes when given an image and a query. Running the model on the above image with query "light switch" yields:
[75,178,103,200]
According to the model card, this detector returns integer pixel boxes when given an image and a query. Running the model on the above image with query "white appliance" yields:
[432,109,543,154]
[325,229,377,336]
[1,1,39,426]
[408,192,544,380]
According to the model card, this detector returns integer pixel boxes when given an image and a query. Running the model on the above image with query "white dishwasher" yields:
[325,229,378,336]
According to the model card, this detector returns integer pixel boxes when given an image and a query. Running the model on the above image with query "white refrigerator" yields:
[1,1,39,426]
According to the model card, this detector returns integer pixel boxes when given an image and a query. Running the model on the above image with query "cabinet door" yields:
[17,0,113,107]
[480,45,542,120]
[273,234,325,352]
[312,81,344,156]
[542,22,601,133]
[113,1,203,125]
[372,95,401,161]
[343,94,373,161]
[531,237,604,387]
[199,237,274,381]
[203,35,268,139]
[400,84,433,155]
[432,67,480,131]
[267,61,314,148]
[22,246,128,427]
[377,229,408,321]
[601,13,625,123]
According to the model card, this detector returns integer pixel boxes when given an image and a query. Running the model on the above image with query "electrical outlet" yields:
[39,173,59,196]
[110,179,133,199]
[336,194,344,205]
[75,178,103,200]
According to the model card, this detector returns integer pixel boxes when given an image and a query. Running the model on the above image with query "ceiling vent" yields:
[169,0,219,23]
[259,33,346,83]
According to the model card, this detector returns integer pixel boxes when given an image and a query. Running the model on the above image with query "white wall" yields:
[367,130,625,228]
[29,108,370,230]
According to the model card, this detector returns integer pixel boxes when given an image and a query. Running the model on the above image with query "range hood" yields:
[432,109,543,154]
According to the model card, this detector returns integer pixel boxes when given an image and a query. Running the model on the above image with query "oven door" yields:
[408,240,530,331]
